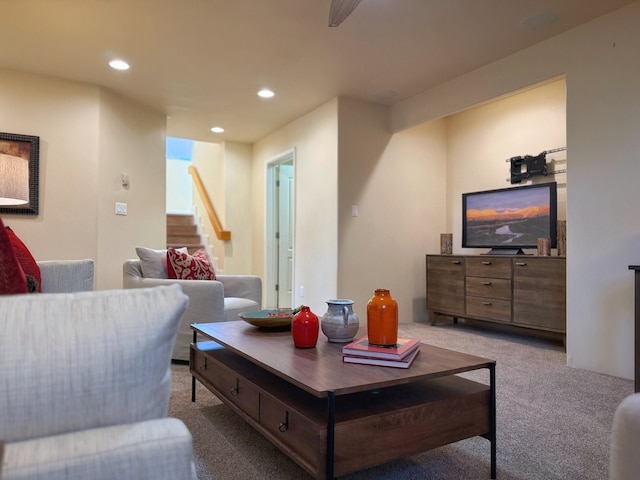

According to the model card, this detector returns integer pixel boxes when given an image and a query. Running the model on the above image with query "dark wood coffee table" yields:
[190,321,496,479]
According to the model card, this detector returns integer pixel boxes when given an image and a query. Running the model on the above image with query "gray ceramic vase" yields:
[320,299,359,343]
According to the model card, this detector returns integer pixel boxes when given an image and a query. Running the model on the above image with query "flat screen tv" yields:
[462,182,557,255]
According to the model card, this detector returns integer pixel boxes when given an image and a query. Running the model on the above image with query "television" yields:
[462,182,557,255]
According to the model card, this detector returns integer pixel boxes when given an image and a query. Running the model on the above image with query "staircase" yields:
[167,214,204,254]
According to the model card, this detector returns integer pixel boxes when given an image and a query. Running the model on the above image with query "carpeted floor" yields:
[168,321,633,479]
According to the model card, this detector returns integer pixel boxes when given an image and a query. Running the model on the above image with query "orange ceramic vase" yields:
[366,289,398,347]
[292,306,319,348]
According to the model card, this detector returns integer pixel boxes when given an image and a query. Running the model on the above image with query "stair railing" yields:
[188,165,231,241]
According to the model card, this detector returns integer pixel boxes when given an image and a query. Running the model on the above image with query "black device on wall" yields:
[462,182,557,255]
[507,147,566,184]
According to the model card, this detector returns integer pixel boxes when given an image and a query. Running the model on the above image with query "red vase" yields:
[292,306,319,348]
[366,289,398,347]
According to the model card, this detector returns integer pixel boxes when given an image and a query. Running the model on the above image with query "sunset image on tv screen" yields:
[464,186,552,248]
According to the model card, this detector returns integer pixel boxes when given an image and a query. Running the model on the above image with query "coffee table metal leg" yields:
[191,330,197,402]
[489,362,497,479]
[326,391,336,479]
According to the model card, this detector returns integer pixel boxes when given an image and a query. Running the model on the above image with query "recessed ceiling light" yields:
[258,89,275,98]
[109,59,130,70]
[210,126,225,133]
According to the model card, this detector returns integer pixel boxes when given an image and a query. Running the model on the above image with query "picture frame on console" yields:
[0,132,40,216]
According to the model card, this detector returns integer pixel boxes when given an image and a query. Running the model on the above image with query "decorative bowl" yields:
[240,309,293,330]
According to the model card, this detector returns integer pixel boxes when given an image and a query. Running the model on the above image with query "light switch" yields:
[351,205,358,217]
[115,202,127,215]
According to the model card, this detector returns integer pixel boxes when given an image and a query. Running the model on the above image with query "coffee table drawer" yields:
[259,392,324,472]
[191,342,260,421]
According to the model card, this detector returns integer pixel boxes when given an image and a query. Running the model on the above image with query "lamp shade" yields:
[0,154,29,205]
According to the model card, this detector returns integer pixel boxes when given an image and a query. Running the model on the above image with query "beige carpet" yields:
[169,321,633,479]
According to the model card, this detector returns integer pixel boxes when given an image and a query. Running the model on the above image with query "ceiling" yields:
[0,0,634,144]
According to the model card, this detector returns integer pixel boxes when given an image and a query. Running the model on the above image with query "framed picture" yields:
[0,132,40,215]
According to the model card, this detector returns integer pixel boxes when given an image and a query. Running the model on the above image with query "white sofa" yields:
[0,284,196,480]
[123,258,262,361]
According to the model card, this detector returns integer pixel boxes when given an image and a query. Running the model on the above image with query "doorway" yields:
[266,150,295,309]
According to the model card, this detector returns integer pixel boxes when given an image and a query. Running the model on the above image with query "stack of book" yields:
[341,336,420,368]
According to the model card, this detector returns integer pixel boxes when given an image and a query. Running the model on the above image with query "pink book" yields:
[343,348,420,369]
[341,336,420,360]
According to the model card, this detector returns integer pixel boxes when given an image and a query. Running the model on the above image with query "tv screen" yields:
[462,182,557,255]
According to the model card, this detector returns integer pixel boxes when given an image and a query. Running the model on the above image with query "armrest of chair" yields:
[217,275,262,305]
[37,259,95,293]
[611,393,640,480]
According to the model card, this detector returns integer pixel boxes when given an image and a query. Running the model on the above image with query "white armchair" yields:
[610,392,640,479]
[0,285,196,480]
[123,259,262,361]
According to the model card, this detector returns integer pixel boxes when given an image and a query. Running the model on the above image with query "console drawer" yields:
[466,296,511,322]
[465,257,511,278]
[466,277,511,300]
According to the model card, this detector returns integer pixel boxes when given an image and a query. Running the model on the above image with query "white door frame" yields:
[265,149,295,309]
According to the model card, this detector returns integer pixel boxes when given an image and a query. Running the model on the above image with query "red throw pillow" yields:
[0,217,28,295]
[5,226,42,292]
[167,248,216,280]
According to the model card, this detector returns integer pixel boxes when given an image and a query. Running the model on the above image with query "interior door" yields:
[266,153,295,309]
[276,164,294,308]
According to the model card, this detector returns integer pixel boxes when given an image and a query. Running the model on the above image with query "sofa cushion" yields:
[3,418,195,480]
[0,285,188,443]
[224,297,260,321]
[167,248,216,280]
[5,226,42,292]
[0,217,28,295]
[135,246,186,278]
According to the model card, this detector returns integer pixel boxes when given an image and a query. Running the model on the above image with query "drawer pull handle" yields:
[451,260,461,265]
[199,358,208,371]
[482,281,492,285]
[481,261,492,265]
[482,301,492,306]
[230,378,239,396]
[515,262,527,266]
[279,411,289,432]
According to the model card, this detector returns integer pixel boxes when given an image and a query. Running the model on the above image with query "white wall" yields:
[337,98,448,323]
[391,2,640,380]
[223,141,253,274]
[251,88,564,332]
[447,79,567,254]
[190,141,224,267]
[96,89,167,289]
[0,68,167,290]
[253,99,339,314]
[0,69,99,264]
[167,158,193,213]
[189,140,253,274]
